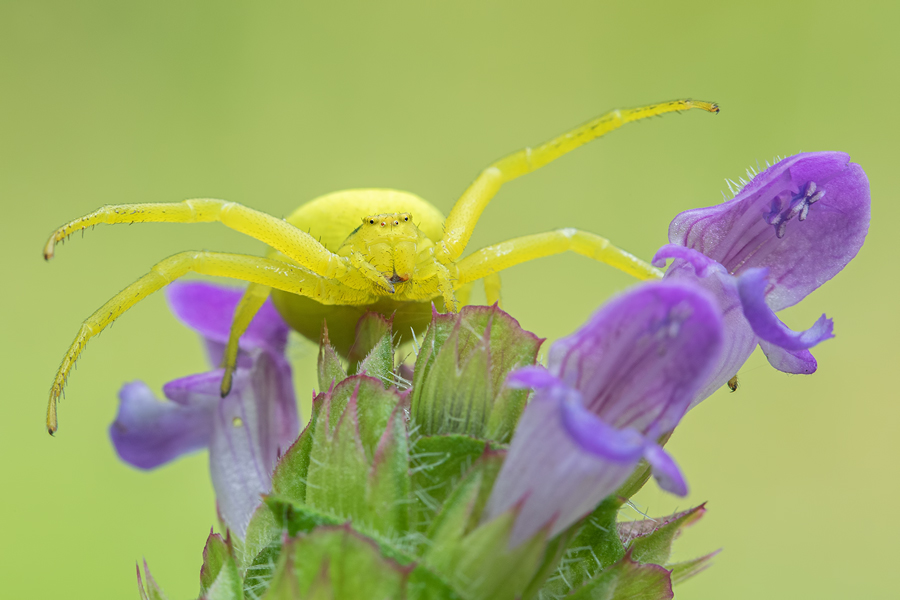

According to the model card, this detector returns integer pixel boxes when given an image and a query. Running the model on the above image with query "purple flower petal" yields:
[659,249,818,405]
[110,381,214,470]
[111,280,300,540]
[669,152,870,311]
[673,266,760,407]
[111,351,298,538]
[737,268,834,351]
[485,395,638,546]
[162,371,225,404]
[643,444,688,496]
[560,395,645,463]
[208,366,273,539]
[210,351,298,537]
[153,364,274,539]
[166,281,289,361]
[486,282,724,545]
[652,244,722,276]
[548,281,724,433]
[506,365,562,391]
[758,340,817,374]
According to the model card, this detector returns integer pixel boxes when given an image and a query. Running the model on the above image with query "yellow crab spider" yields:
[43,98,719,434]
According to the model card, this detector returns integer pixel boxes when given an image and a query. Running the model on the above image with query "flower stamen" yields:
[764,180,823,238]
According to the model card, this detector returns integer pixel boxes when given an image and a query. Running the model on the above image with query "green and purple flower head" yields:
[120,152,869,599]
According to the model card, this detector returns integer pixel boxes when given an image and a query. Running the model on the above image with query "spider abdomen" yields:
[281,189,445,251]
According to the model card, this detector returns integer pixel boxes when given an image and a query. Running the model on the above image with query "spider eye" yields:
[393,220,399,226]
[403,216,409,222]
[380,222,386,227]
[369,219,375,224]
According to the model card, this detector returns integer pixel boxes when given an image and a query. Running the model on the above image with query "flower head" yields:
[485,281,724,546]
[109,282,299,538]
[653,152,870,403]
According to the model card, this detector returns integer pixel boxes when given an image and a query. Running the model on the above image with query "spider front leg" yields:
[46,252,374,434]
[43,199,363,288]
[438,99,719,262]
[348,250,397,294]
[435,261,459,312]
[454,228,663,291]
[483,272,502,307]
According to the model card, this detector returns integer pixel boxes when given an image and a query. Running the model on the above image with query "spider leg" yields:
[43,199,357,284]
[455,282,474,307]
[439,99,719,261]
[46,251,374,434]
[455,229,663,290]
[483,272,502,308]
[440,263,461,311]
[220,282,272,397]
[349,250,395,294]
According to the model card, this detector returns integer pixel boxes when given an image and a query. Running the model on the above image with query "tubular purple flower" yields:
[484,282,724,546]
[653,152,870,404]
[109,282,299,538]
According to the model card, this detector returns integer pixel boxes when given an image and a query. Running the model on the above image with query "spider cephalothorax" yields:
[342,212,420,287]
[43,99,718,433]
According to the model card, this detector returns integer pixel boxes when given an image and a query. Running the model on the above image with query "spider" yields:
[44,98,718,434]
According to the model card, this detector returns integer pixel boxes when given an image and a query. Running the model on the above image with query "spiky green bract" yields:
[258,524,465,600]
[137,308,718,600]
[346,312,395,381]
[668,550,721,585]
[566,551,674,600]
[136,561,169,600]
[410,305,543,443]
[537,502,713,597]
[408,434,497,533]
[621,504,707,565]
[536,496,626,598]
[316,325,346,393]
[199,532,244,600]
[275,374,410,537]
[424,449,549,600]
[318,312,398,392]
[262,526,408,600]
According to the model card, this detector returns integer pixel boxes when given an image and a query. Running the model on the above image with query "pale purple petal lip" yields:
[506,365,562,391]
[110,380,214,470]
[163,371,224,405]
[643,444,688,496]
[485,395,639,547]
[668,152,870,311]
[206,362,275,539]
[560,396,645,462]
[651,244,722,276]
[758,340,817,375]
[736,268,834,351]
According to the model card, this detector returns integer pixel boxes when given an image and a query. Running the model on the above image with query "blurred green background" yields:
[2,1,897,598]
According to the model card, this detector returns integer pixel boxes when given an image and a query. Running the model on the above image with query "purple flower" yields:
[653,152,870,404]
[484,282,724,546]
[109,282,299,538]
